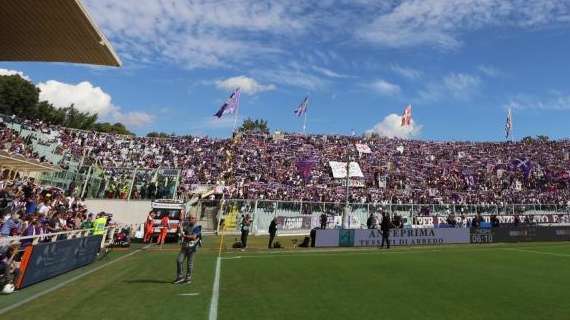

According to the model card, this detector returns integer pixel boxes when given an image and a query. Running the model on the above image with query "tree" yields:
[0,74,136,135]
[147,132,172,138]
[536,135,550,143]
[92,122,134,135]
[0,75,39,117]
[239,118,269,134]
[521,136,534,144]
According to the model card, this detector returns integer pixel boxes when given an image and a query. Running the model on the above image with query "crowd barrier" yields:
[213,199,570,235]
[15,235,103,288]
[2,229,112,290]
[316,226,570,247]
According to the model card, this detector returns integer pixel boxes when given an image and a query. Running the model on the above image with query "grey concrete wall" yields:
[84,199,151,225]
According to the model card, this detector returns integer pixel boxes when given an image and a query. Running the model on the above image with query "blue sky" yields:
[1,0,570,141]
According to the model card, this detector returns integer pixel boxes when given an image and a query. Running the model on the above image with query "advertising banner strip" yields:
[490,226,570,242]
[20,235,103,288]
[315,229,340,247]
[353,228,470,247]
[315,228,471,247]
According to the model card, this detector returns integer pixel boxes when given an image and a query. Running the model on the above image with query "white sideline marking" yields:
[178,293,200,296]
[208,256,221,320]
[503,247,570,258]
[221,256,242,260]
[0,245,150,316]
[223,249,443,260]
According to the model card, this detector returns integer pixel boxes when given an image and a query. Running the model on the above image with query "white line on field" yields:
[208,256,221,320]
[223,249,443,260]
[502,247,570,258]
[178,293,200,296]
[0,244,150,316]
[221,256,242,260]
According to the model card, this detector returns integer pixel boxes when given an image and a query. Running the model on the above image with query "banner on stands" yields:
[276,214,362,232]
[329,161,364,178]
[415,214,570,226]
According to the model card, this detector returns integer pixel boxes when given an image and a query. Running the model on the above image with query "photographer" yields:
[320,213,327,229]
[240,214,251,251]
[268,217,278,249]
[379,213,392,249]
[174,215,202,284]
[366,213,377,229]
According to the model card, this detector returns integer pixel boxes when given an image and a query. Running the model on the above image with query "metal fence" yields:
[211,199,570,235]
[38,166,181,200]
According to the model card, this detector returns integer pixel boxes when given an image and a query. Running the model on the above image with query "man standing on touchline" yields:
[174,215,202,284]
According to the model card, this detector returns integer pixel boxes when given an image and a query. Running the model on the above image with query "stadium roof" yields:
[0,151,59,172]
[0,0,121,67]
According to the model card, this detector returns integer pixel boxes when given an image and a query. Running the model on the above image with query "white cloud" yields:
[254,68,326,91]
[478,65,501,77]
[215,76,275,95]
[37,80,154,127]
[311,66,349,78]
[38,80,115,115]
[443,73,481,95]
[391,64,422,80]
[359,0,570,49]
[418,73,480,102]
[366,113,422,139]
[505,92,570,111]
[114,111,154,127]
[0,68,30,81]
[84,0,311,69]
[369,80,401,96]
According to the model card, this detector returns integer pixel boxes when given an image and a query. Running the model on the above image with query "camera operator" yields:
[173,215,202,284]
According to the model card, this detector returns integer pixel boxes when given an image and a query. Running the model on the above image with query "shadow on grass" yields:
[124,279,171,284]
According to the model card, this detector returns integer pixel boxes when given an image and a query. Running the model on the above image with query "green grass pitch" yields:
[2,237,570,320]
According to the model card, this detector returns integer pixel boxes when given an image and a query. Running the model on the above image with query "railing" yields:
[0,227,115,250]
[38,166,181,200]
[210,199,570,235]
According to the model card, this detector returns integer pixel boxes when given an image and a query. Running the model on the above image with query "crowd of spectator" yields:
[4,117,570,206]
[0,176,100,239]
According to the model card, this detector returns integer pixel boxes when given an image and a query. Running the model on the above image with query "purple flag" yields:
[214,88,240,118]
[510,158,532,179]
[295,157,317,181]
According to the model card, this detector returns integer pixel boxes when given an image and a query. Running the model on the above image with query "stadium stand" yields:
[2,115,569,207]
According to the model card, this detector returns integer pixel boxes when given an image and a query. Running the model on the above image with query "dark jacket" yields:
[268,220,277,235]
[380,217,392,232]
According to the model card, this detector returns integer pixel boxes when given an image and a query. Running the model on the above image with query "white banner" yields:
[329,161,364,178]
[353,228,470,247]
[355,143,371,154]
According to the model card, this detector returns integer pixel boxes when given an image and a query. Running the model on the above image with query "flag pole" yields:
[233,88,240,132]
[233,106,239,132]
[509,108,515,142]
[302,102,308,135]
